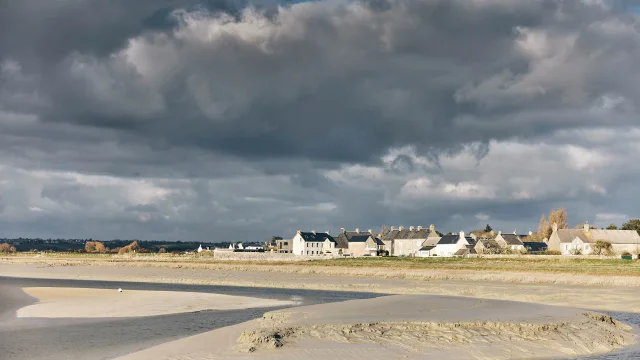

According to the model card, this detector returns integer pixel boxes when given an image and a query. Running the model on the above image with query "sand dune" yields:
[116,295,635,360]
[17,287,296,318]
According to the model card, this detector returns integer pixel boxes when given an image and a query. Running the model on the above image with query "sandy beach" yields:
[2,258,640,359]
[17,287,296,318]
[117,295,635,360]
[3,261,640,313]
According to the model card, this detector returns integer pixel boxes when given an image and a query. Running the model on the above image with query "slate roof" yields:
[437,234,462,245]
[298,232,337,243]
[465,245,478,254]
[382,228,441,241]
[465,237,477,246]
[419,245,436,251]
[501,234,524,245]
[334,230,373,248]
[523,242,548,252]
[348,235,384,245]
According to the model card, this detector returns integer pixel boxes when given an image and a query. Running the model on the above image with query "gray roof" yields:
[523,242,547,251]
[382,228,441,241]
[348,235,384,245]
[465,237,477,246]
[500,234,524,245]
[419,245,436,251]
[299,232,336,243]
[334,230,373,248]
[437,234,461,245]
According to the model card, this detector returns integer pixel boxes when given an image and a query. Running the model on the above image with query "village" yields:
[206,221,640,259]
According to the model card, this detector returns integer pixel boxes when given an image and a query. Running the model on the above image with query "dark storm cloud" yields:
[1,0,640,241]
[2,0,638,168]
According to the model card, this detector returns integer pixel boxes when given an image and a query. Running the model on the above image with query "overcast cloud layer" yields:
[1,0,640,241]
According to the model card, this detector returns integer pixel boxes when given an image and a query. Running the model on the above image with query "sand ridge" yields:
[17,287,297,318]
[116,295,636,360]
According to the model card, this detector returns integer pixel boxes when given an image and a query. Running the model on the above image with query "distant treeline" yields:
[0,238,244,253]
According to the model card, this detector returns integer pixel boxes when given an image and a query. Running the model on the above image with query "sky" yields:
[1,0,640,242]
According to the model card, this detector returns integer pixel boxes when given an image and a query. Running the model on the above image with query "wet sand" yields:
[117,295,635,360]
[18,287,296,318]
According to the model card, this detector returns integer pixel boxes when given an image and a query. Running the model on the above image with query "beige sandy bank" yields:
[3,263,640,313]
[117,295,635,360]
[17,287,296,318]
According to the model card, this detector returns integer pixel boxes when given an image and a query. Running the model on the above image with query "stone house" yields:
[346,234,386,257]
[291,230,337,256]
[494,232,525,252]
[333,228,371,252]
[275,239,292,253]
[548,223,640,255]
[382,225,441,256]
[474,239,501,254]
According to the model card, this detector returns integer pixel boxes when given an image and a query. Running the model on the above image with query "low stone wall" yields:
[468,254,622,260]
[213,250,312,261]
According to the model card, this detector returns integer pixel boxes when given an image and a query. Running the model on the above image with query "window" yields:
[565,244,569,251]
[584,244,589,251]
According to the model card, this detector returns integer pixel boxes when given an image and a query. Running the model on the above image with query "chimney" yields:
[326,230,330,235]
[529,231,533,236]
[297,229,301,234]
[399,226,405,231]
[340,228,345,234]
[409,226,415,231]
[498,231,502,236]
[459,231,465,238]
[418,225,423,231]
[368,229,372,234]
[584,222,590,232]
[429,224,435,232]
[552,222,558,233]
[390,226,395,231]
[312,230,316,235]
[355,228,360,233]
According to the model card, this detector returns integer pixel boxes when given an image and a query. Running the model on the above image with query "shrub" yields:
[158,247,167,254]
[592,240,614,256]
[0,243,16,253]
[85,241,107,253]
[117,241,146,255]
[543,250,562,255]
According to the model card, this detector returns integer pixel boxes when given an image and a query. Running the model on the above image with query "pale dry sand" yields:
[17,287,296,318]
[116,295,635,360]
[3,263,640,313]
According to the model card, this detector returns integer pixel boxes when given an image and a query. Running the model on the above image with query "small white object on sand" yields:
[118,288,123,293]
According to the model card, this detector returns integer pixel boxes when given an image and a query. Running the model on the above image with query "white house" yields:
[548,222,640,255]
[292,230,337,256]
[432,232,469,257]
